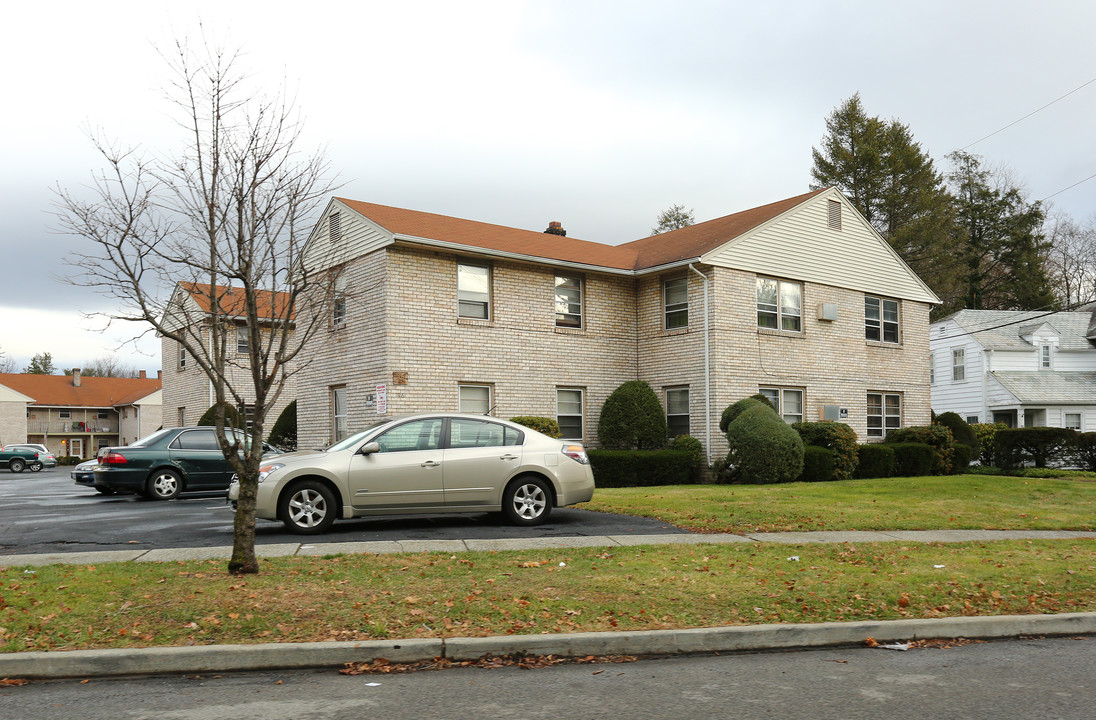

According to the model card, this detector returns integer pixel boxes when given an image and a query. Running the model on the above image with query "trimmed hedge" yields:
[994,426,1077,469]
[587,449,696,487]
[197,402,245,429]
[511,416,562,439]
[798,445,836,482]
[854,443,895,479]
[935,412,979,457]
[267,400,297,451]
[1075,432,1096,471]
[724,403,804,484]
[885,425,953,474]
[949,442,974,473]
[792,421,859,481]
[598,381,667,450]
[668,434,705,480]
[889,442,935,477]
[720,397,765,433]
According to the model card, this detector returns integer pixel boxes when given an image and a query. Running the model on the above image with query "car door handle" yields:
[421,460,441,468]
[499,454,519,461]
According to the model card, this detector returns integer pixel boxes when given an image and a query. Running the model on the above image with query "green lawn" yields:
[578,474,1096,533]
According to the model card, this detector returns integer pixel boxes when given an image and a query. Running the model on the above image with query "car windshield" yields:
[325,420,395,452]
[130,428,179,447]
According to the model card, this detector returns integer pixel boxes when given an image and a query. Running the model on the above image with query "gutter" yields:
[688,264,712,467]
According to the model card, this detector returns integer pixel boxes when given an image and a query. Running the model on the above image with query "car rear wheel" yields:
[502,476,552,526]
[145,469,182,500]
[9,458,25,473]
[279,480,336,535]
[29,462,42,472]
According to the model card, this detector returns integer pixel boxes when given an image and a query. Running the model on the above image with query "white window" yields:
[236,326,250,354]
[458,384,492,414]
[179,344,187,370]
[332,386,348,442]
[867,393,901,438]
[666,387,690,437]
[1065,413,1082,430]
[556,388,584,441]
[756,277,802,332]
[554,275,582,328]
[332,271,347,328]
[758,387,804,424]
[930,353,935,385]
[1040,344,1052,369]
[663,277,688,329]
[965,415,979,424]
[952,348,966,381]
[458,263,491,319]
[865,296,899,343]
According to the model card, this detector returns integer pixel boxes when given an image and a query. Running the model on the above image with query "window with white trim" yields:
[758,386,804,424]
[965,415,979,424]
[178,344,187,370]
[331,386,348,442]
[663,277,688,329]
[1065,412,1082,430]
[236,326,250,354]
[867,393,901,438]
[554,274,582,328]
[865,296,899,343]
[458,384,492,414]
[556,388,584,441]
[332,271,347,328]
[756,277,801,331]
[665,387,690,437]
[952,348,965,381]
[1040,344,1052,369]
[458,263,491,319]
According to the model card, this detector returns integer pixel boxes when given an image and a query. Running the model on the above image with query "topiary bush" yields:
[720,397,763,433]
[586,449,696,487]
[994,427,1077,469]
[798,445,836,482]
[668,434,705,480]
[934,412,979,457]
[792,421,859,481]
[598,381,668,450]
[970,422,1008,465]
[267,400,298,451]
[854,443,895,478]
[196,402,245,429]
[511,416,562,439]
[885,425,953,474]
[889,442,935,477]
[949,442,973,473]
[723,403,804,484]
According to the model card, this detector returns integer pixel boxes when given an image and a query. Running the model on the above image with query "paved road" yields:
[3,636,1093,719]
[0,467,687,555]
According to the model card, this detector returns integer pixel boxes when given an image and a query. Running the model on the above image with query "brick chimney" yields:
[72,368,81,387]
[544,221,567,237]
[157,370,162,380]
[139,370,147,379]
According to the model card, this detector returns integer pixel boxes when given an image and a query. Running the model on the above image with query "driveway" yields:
[0,466,689,556]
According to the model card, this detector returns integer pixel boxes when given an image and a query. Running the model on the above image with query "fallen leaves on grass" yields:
[0,678,29,687]
[341,653,638,675]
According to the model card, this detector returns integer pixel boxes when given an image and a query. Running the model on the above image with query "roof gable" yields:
[0,374,163,408]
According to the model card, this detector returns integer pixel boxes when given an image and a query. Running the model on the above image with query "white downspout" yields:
[688,263,712,467]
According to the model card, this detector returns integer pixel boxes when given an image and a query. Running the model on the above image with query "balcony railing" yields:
[28,421,119,434]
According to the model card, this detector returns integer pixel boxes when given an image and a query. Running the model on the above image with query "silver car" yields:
[228,413,595,534]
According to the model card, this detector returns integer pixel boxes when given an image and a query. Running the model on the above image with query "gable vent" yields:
[329,212,342,243]
[827,199,841,230]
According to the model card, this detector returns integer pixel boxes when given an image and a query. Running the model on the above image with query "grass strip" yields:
[3,539,1095,653]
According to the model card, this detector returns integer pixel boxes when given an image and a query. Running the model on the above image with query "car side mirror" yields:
[359,442,380,455]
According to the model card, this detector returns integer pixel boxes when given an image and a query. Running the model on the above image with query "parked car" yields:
[5,443,47,454]
[227,413,596,535]
[71,459,114,494]
[5,445,58,470]
[0,446,40,473]
[93,427,278,500]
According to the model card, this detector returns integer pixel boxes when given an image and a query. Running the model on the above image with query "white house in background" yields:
[929,309,1096,430]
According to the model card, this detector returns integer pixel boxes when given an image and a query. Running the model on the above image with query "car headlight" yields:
[257,463,286,483]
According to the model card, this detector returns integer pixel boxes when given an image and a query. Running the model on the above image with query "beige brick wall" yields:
[0,399,28,445]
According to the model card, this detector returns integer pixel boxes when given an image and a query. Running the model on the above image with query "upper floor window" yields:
[952,348,966,381]
[867,392,901,438]
[458,263,491,320]
[458,384,492,414]
[665,387,690,437]
[758,386,804,424]
[1040,344,1052,369]
[236,326,250,355]
[756,277,801,332]
[179,344,187,370]
[554,274,582,328]
[664,277,688,329]
[556,388,584,441]
[332,271,347,328]
[865,296,899,343]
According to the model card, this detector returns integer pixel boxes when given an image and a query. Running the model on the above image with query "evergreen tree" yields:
[24,352,56,375]
[651,204,695,234]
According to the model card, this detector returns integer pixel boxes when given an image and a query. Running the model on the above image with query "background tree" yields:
[811,94,959,307]
[24,352,57,375]
[1044,213,1096,308]
[651,204,695,234]
[0,347,17,373]
[56,36,337,575]
[946,151,1055,312]
[63,355,140,378]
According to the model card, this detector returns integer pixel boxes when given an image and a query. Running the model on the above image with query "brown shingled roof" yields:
[180,283,295,320]
[0,373,161,408]
[335,188,826,272]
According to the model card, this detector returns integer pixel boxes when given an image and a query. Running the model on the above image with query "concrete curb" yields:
[2,612,1094,680]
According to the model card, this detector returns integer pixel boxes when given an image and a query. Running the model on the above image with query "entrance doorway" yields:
[70,438,84,458]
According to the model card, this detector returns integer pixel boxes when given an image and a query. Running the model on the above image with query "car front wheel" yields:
[502,476,552,526]
[279,480,336,534]
[145,469,182,500]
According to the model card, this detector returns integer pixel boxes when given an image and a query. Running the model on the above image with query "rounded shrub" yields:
[720,397,765,433]
[949,442,973,473]
[598,381,668,450]
[511,416,562,439]
[724,403,804,484]
[196,402,245,429]
[668,434,705,480]
[854,443,895,479]
[792,421,859,481]
[267,400,298,451]
[934,412,979,457]
[798,445,836,482]
[889,442,935,477]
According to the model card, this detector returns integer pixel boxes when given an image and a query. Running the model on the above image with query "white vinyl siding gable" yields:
[701,190,938,305]
[301,200,393,274]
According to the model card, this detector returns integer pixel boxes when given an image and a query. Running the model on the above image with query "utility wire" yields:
[961,76,1096,150]
[936,297,1096,342]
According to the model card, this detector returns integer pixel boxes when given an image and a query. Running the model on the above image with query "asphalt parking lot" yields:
[0,466,688,556]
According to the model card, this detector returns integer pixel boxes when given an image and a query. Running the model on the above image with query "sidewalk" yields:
[3,529,1096,679]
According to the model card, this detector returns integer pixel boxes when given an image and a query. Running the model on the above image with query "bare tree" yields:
[1044,212,1096,308]
[55,35,338,575]
[0,347,17,373]
[651,204,695,235]
[62,355,140,378]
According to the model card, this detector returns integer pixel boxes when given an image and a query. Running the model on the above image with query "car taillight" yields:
[100,452,128,465]
[561,444,589,465]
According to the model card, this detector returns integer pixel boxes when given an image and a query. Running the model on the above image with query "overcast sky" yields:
[2,0,1094,374]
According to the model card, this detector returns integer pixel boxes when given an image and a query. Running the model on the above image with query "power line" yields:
[1042,171,1096,202]
[962,76,1096,150]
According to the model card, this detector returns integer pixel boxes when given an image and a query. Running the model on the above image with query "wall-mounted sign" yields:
[839,408,849,420]
[376,384,388,414]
